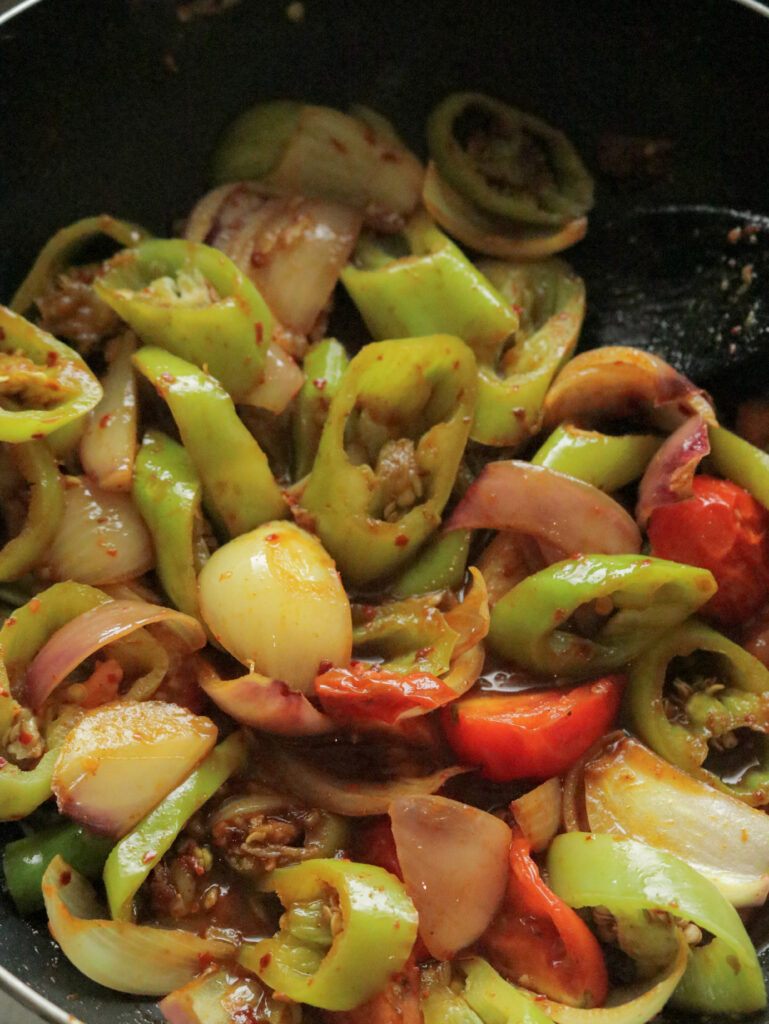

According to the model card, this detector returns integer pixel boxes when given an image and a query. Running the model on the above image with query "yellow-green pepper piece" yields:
[10,214,150,317]
[471,258,584,446]
[391,527,471,598]
[353,594,459,676]
[94,239,273,403]
[547,832,766,1014]
[292,337,349,479]
[240,858,417,1010]
[133,348,287,539]
[709,423,769,509]
[300,334,477,585]
[0,307,102,442]
[133,430,204,619]
[104,731,247,921]
[0,440,63,581]
[628,620,769,805]
[532,426,661,492]
[489,554,716,677]
[341,213,517,368]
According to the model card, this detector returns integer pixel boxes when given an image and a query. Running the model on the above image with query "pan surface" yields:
[2,0,769,1021]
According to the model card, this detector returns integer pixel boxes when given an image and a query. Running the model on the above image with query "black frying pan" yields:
[2,0,769,1021]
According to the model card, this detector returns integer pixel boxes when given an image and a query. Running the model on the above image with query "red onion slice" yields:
[27,601,206,712]
[448,460,641,557]
[636,415,710,528]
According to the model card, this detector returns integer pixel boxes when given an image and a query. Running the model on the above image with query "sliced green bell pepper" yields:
[240,857,417,1010]
[0,440,63,581]
[133,430,204,619]
[532,426,661,492]
[292,337,349,479]
[489,554,716,677]
[547,832,766,1014]
[0,749,58,821]
[391,527,471,598]
[3,819,113,914]
[0,307,102,441]
[104,731,246,921]
[94,239,273,403]
[133,347,287,539]
[709,424,769,509]
[299,334,477,585]
[353,594,459,676]
[628,620,769,805]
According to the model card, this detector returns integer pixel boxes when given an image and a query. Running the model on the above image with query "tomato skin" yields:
[315,662,456,725]
[647,475,769,627]
[441,676,623,782]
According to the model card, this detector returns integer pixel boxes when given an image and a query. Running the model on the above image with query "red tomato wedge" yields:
[647,474,769,626]
[481,829,608,1007]
[441,676,623,782]
[315,662,457,725]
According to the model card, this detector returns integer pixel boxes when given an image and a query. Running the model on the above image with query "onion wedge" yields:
[27,599,206,711]
[42,856,236,995]
[580,733,769,907]
[635,415,709,528]
[79,331,138,492]
[448,461,641,557]
[390,794,511,959]
[511,777,562,852]
[544,347,716,433]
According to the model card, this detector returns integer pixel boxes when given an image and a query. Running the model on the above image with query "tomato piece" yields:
[481,829,608,1007]
[647,475,769,626]
[441,676,623,782]
[315,662,457,725]
[323,954,422,1024]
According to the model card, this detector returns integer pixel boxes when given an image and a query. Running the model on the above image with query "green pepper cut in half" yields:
[470,258,585,446]
[489,554,716,677]
[547,833,766,1014]
[133,348,287,539]
[0,307,102,442]
[94,239,274,403]
[104,731,247,921]
[628,620,769,805]
[0,440,63,581]
[240,858,418,1010]
[133,430,205,619]
[341,213,518,370]
[427,93,594,228]
[299,334,477,586]
[292,337,349,479]
[10,214,150,318]
[532,426,661,492]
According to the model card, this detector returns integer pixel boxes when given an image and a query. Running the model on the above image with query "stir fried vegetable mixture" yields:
[2,94,769,1024]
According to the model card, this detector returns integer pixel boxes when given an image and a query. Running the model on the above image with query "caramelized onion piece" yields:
[390,794,511,959]
[448,460,641,557]
[544,347,716,433]
[636,415,709,528]
[510,777,562,852]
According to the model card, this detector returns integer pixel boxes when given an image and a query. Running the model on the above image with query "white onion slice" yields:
[43,855,235,995]
[27,599,205,711]
[79,331,138,492]
[42,476,154,586]
[544,347,716,433]
[582,734,769,907]
[390,794,511,960]
[635,415,709,528]
[448,460,641,557]
[239,341,304,414]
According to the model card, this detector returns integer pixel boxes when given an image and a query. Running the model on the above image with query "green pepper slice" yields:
[299,334,477,585]
[0,307,102,442]
[0,440,63,581]
[133,430,205,619]
[133,347,287,539]
[240,858,417,1010]
[353,594,459,676]
[104,731,246,921]
[341,213,517,368]
[532,426,661,492]
[489,554,716,677]
[427,93,594,227]
[628,620,769,805]
[471,258,585,446]
[547,832,766,1014]
[292,337,349,479]
[391,527,471,598]
[708,423,769,509]
[10,215,150,317]
[94,239,273,403]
